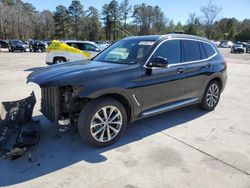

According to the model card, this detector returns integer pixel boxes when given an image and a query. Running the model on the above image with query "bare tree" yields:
[201,0,222,39]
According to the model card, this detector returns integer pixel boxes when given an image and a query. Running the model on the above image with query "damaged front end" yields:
[41,85,87,131]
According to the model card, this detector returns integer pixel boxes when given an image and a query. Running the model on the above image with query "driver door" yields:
[142,39,187,111]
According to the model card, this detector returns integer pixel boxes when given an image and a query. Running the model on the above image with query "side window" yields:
[67,42,83,50]
[83,43,100,52]
[199,42,207,59]
[151,40,181,64]
[183,40,201,62]
[202,42,216,57]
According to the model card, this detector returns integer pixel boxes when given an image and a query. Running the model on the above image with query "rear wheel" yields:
[78,97,128,147]
[198,80,221,111]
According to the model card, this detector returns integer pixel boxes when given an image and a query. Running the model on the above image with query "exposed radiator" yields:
[41,87,60,123]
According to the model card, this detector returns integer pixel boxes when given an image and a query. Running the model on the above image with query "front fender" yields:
[79,87,138,118]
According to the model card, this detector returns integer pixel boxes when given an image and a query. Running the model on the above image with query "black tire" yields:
[78,97,128,147]
[53,57,67,64]
[198,80,221,111]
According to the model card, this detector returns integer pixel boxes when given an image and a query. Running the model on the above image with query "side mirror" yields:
[148,56,168,68]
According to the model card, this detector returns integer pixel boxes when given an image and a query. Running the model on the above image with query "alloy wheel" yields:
[90,106,123,143]
[206,84,220,108]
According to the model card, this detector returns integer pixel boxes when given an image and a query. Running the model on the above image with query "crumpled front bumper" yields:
[0,92,36,151]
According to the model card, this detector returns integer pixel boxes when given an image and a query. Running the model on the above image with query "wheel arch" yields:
[200,75,224,100]
[78,90,135,122]
[53,56,67,63]
[208,77,223,89]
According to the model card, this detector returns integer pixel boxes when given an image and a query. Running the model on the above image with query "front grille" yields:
[41,87,60,123]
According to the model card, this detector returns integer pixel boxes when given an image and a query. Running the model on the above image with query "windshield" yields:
[93,39,155,64]
[12,40,22,45]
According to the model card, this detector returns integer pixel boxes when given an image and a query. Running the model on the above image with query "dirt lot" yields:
[0,48,250,188]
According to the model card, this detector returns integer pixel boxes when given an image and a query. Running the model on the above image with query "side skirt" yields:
[140,98,199,118]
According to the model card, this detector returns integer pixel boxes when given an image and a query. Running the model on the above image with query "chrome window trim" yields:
[143,37,218,69]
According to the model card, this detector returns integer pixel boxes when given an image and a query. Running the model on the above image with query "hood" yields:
[27,60,129,87]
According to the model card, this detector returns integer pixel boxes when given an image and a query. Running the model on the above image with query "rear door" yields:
[66,42,87,61]
[184,40,217,99]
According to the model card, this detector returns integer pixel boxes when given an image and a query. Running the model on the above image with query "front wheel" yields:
[78,97,128,147]
[198,81,221,111]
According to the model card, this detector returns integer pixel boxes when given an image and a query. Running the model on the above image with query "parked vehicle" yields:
[0,40,9,48]
[241,42,250,47]
[96,41,111,49]
[29,40,46,52]
[246,45,250,53]
[22,41,29,51]
[220,41,234,48]
[9,40,26,52]
[213,41,220,47]
[27,34,227,147]
[45,40,103,65]
[231,44,244,53]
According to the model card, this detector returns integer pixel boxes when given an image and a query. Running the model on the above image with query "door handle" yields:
[176,68,185,74]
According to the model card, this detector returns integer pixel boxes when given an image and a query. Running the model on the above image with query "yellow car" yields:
[46,40,103,65]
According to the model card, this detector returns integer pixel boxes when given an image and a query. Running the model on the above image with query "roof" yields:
[60,40,97,44]
[124,34,211,43]
[123,35,161,41]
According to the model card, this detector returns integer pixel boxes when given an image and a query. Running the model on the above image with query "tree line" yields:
[0,0,250,41]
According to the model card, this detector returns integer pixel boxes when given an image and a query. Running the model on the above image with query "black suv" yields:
[9,40,26,52]
[29,40,46,52]
[27,34,227,147]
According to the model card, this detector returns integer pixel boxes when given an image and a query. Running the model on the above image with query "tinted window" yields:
[199,42,207,59]
[202,42,216,57]
[151,40,181,64]
[66,42,83,50]
[183,40,201,61]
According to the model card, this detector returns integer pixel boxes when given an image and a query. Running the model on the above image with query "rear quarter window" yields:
[199,42,207,59]
[202,42,216,57]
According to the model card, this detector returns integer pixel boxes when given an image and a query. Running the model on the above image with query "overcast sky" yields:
[23,0,250,24]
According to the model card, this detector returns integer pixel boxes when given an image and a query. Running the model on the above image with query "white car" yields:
[46,40,103,65]
[213,41,220,47]
[220,41,234,48]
